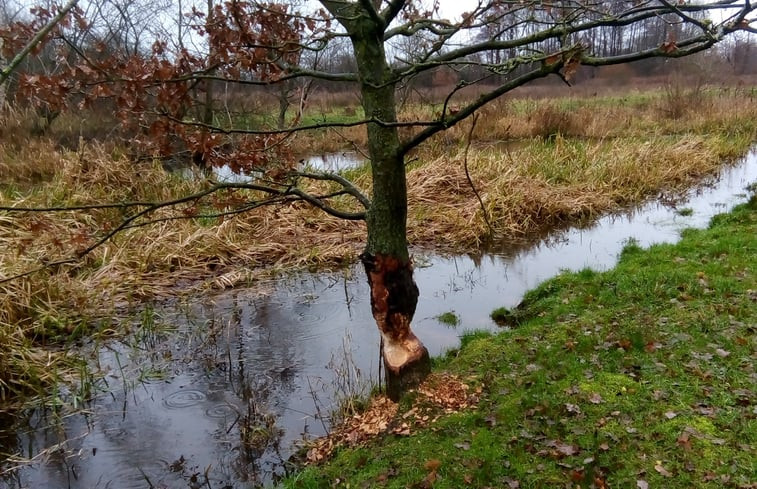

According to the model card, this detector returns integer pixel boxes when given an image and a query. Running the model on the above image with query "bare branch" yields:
[293,170,371,209]
[0,174,367,284]
[400,55,560,152]
[462,114,493,241]
[159,112,436,135]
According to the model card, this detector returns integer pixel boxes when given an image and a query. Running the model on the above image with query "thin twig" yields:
[462,114,494,241]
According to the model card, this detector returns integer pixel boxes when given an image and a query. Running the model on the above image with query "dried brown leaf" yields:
[655,463,673,477]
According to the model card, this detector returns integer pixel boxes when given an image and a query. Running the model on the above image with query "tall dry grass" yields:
[406,134,753,249]
[1,146,366,327]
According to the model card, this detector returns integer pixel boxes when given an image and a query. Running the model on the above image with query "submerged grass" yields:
[285,195,757,489]
[0,88,756,403]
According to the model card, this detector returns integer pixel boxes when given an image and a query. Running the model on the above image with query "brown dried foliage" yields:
[305,373,481,464]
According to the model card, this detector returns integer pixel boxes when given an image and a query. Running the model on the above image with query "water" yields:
[177,152,365,184]
[2,149,756,488]
[300,152,364,172]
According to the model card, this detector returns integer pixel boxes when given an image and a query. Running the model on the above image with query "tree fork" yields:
[361,252,430,401]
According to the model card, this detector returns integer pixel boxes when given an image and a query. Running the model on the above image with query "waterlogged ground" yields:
[1,149,755,488]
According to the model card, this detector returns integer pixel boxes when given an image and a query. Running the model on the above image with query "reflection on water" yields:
[301,152,364,172]
[173,152,365,184]
[2,149,756,488]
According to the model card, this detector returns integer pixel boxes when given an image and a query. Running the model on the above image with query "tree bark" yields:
[361,252,429,401]
[346,9,430,400]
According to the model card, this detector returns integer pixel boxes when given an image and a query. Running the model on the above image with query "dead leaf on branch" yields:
[660,41,678,53]
[562,57,581,82]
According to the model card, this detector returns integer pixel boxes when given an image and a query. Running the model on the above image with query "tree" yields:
[1,0,755,399]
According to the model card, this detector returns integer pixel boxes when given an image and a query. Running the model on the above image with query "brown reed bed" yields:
[407,134,754,249]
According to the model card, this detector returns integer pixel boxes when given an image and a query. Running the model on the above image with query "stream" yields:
[2,147,756,489]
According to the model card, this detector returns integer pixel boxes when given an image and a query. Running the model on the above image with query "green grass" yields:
[490,306,524,327]
[435,311,460,327]
[286,196,757,488]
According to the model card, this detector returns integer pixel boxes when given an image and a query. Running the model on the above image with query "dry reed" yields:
[406,134,751,249]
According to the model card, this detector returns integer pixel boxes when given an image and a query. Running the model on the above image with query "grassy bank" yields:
[286,196,757,488]
[1,89,756,402]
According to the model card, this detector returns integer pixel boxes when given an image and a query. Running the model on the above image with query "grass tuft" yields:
[435,311,460,327]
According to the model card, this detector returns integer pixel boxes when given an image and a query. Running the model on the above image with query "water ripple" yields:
[205,403,238,419]
[163,389,206,409]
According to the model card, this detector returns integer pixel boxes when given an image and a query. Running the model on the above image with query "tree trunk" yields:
[277,81,291,130]
[361,252,429,401]
[350,16,430,401]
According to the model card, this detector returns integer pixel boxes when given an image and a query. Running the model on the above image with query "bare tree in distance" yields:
[1,0,755,399]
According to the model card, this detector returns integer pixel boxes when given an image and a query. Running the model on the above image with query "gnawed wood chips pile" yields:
[305,373,482,463]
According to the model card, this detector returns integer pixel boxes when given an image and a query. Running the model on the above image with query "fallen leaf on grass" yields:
[664,411,678,419]
[637,480,649,489]
[306,374,481,465]
[715,348,731,358]
[376,467,398,483]
[695,404,716,416]
[565,403,582,415]
[588,392,603,404]
[544,439,581,458]
[677,431,692,450]
[502,477,520,488]
[393,423,411,436]
[655,462,673,477]
[556,443,580,457]
[594,474,609,489]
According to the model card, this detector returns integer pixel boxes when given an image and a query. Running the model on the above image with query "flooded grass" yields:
[0,89,756,410]
[285,195,757,489]
[1,150,755,487]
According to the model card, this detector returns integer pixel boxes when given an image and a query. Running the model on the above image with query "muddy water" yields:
[2,149,756,489]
